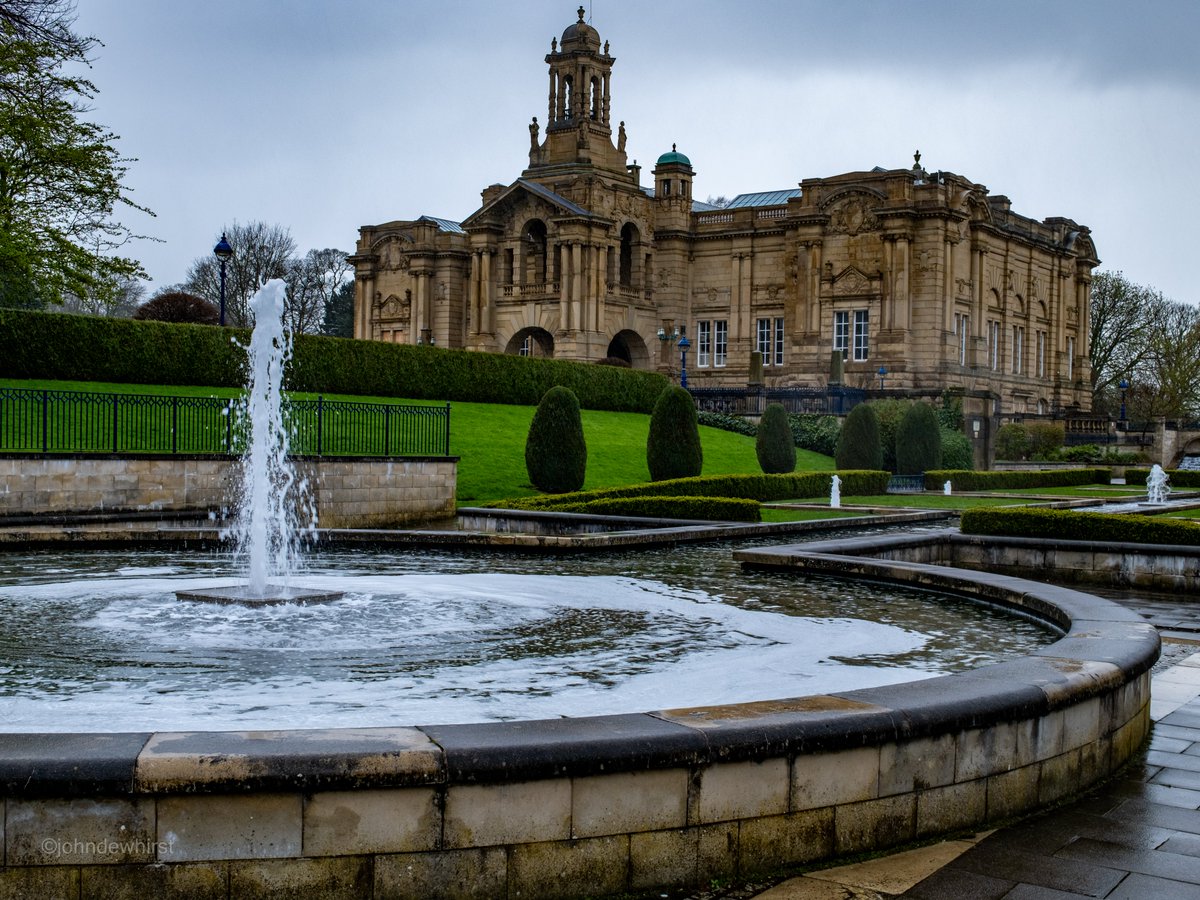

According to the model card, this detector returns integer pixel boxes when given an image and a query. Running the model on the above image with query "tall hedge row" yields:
[961,507,1200,547]
[492,471,890,511]
[1126,468,1200,489]
[0,309,669,412]
[924,468,1111,491]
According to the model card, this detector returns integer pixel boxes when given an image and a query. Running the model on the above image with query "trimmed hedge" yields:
[896,402,942,475]
[559,496,761,522]
[1127,468,1200,489]
[696,411,757,438]
[491,471,890,510]
[836,404,882,470]
[756,403,796,474]
[961,507,1200,547]
[647,385,703,481]
[525,386,586,493]
[0,308,669,412]
[924,468,1111,492]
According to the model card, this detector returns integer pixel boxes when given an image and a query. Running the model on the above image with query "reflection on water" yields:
[0,539,1054,732]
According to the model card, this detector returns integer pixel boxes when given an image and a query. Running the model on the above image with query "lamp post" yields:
[213,233,233,326]
[1119,378,1129,423]
[877,365,887,390]
[678,327,691,389]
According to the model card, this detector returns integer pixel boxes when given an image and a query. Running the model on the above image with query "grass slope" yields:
[2,379,835,505]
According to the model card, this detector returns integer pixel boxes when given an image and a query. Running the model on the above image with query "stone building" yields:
[351,7,1098,415]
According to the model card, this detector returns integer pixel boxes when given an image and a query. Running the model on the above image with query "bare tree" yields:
[59,273,144,316]
[1088,270,1163,410]
[1138,301,1200,420]
[183,222,296,327]
[283,248,351,335]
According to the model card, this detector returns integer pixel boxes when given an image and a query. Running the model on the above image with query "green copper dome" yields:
[656,144,691,167]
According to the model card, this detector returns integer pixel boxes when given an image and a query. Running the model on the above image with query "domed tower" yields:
[533,6,628,176]
[653,144,695,230]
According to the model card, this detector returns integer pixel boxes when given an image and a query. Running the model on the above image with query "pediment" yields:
[462,179,595,230]
[832,266,877,296]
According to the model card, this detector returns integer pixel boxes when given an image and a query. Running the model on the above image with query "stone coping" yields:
[0,552,1158,799]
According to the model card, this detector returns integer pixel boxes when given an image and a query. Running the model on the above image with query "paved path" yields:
[745,651,1200,899]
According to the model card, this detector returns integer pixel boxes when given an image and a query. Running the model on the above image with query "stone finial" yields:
[577,5,585,21]
[913,149,922,167]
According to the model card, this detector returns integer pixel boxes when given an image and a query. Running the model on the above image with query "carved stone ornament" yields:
[380,292,412,323]
[833,269,872,296]
[378,238,410,272]
[827,196,880,236]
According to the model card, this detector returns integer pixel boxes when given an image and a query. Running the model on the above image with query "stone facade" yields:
[352,9,1099,416]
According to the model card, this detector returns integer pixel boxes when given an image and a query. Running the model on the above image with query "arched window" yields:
[523,220,548,286]
[620,223,639,287]
[590,77,600,119]
[563,75,574,118]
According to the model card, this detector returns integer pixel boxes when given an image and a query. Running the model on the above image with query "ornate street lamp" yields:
[213,233,234,326]
[878,365,887,389]
[678,327,691,389]
[1119,377,1130,423]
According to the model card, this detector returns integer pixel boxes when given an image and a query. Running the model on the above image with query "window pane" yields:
[698,320,711,367]
[853,310,869,361]
[715,320,728,367]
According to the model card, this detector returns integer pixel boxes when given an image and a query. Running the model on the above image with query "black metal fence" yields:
[689,385,867,416]
[0,388,451,457]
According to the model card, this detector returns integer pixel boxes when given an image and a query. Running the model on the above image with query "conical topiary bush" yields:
[524,385,587,493]
[755,402,796,474]
[646,386,702,481]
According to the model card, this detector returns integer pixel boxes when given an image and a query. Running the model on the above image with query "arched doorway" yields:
[606,330,651,369]
[505,327,555,358]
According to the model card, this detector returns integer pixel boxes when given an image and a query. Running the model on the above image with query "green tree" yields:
[525,386,587,493]
[321,279,355,337]
[0,2,152,308]
[835,403,882,470]
[939,427,974,470]
[895,403,942,475]
[995,423,1029,461]
[868,398,910,473]
[647,386,702,481]
[755,403,796,474]
[1088,270,1162,413]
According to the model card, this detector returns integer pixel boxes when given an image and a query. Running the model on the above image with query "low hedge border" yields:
[546,496,761,522]
[925,468,1111,492]
[492,471,889,511]
[1126,468,1200,489]
[961,506,1200,547]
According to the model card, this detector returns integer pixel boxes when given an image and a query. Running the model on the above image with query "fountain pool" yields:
[0,541,1052,732]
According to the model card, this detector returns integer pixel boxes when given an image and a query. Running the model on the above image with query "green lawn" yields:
[760,508,877,522]
[2,379,835,505]
[981,485,1144,498]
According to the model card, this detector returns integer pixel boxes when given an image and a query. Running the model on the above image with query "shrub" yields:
[491,471,890,511]
[1127,468,1200,489]
[924,468,1110,491]
[836,404,883,471]
[1027,422,1066,458]
[133,292,219,325]
[789,413,840,457]
[755,403,796,474]
[937,391,965,431]
[524,386,586,493]
[995,423,1030,461]
[595,356,631,367]
[647,386,702,481]
[869,399,910,472]
[939,427,974,471]
[961,507,1200,547]
[696,410,757,438]
[895,403,942,475]
[0,308,669,412]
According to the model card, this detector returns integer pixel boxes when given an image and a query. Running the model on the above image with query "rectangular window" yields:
[773,317,784,366]
[833,311,849,360]
[1036,331,1046,378]
[852,309,869,361]
[1011,325,1024,374]
[955,313,969,365]
[519,335,532,357]
[756,317,772,364]
[988,320,1000,371]
[1067,336,1075,380]
[697,320,712,367]
[714,320,728,367]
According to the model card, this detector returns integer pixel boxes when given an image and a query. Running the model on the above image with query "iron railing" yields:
[0,388,451,457]
[689,385,866,416]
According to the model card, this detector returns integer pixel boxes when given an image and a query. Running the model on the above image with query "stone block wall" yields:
[0,455,456,528]
[0,551,1158,898]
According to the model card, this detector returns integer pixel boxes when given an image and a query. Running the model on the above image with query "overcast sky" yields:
[73,0,1200,304]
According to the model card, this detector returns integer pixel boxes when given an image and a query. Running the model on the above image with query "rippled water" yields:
[0,541,1054,731]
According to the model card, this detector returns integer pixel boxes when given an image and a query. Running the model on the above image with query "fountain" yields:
[944,479,952,495]
[1146,463,1172,505]
[830,473,841,508]
[174,280,342,605]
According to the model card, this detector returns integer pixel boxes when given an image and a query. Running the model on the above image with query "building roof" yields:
[724,189,801,209]
[417,215,465,234]
[656,144,692,167]
[515,178,593,218]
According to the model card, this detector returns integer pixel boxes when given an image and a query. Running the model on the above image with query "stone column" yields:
[468,252,480,336]
[481,250,492,336]
[807,242,822,335]
[559,244,570,331]
[882,238,895,331]
[571,242,583,333]
[942,236,954,333]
